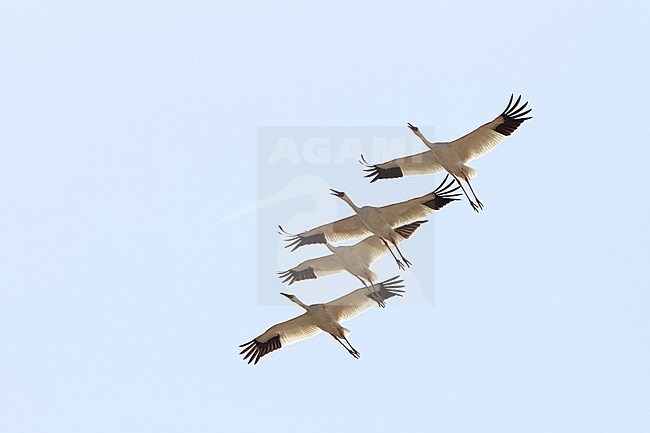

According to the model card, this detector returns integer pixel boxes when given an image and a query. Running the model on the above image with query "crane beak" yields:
[280,292,291,298]
[329,189,344,197]
[407,123,418,132]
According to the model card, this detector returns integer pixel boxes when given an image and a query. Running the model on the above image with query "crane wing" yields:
[278,254,344,285]
[280,175,462,250]
[346,235,392,266]
[445,94,532,163]
[324,276,405,322]
[239,313,322,365]
[279,215,371,251]
[360,151,444,182]
[376,175,461,227]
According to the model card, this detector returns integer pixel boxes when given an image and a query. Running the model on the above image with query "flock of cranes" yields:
[240,95,533,364]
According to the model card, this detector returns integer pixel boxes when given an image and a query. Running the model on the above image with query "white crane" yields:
[239,276,405,364]
[278,231,424,307]
[279,175,460,270]
[361,94,533,212]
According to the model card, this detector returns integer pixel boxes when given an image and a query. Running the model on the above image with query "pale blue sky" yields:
[1,1,649,432]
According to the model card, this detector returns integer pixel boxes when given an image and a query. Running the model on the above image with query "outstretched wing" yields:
[361,95,532,181]
[324,276,405,322]
[345,235,392,266]
[278,254,344,285]
[446,94,532,162]
[239,314,321,365]
[279,216,371,251]
[377,175,461,227]
[360,151,444,182]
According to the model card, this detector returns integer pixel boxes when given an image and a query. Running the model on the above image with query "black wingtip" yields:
[394,220,428,239]
[359,154,404,183]
[495,94,533,136]
[278,226,327,251]
[371,276,407,301]
[422,175,462,210]
[239,335,282,365]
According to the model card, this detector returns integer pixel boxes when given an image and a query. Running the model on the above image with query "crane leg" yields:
[463,172,483,210]
[333,336,360,359]
[342,336,361,358]
[450,173,480,212]
[356,276,385,308]
[380,238,405,271]
[391,241,412,268]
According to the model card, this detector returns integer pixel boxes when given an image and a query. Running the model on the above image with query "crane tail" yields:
[461,166,478,180]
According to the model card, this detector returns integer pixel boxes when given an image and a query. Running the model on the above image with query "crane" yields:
[361,94,532,212]
[278,231,425,307]
[279,175,460,270]
[239,276,405,364]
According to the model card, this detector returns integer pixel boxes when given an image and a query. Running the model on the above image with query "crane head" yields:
[407,123,419,133]
[329,189,346,198]
[281,293,297,302]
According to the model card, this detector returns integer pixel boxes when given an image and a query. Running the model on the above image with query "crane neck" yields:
[414,130,433,146]
[341,195,362,214]
[290,296,310,311]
